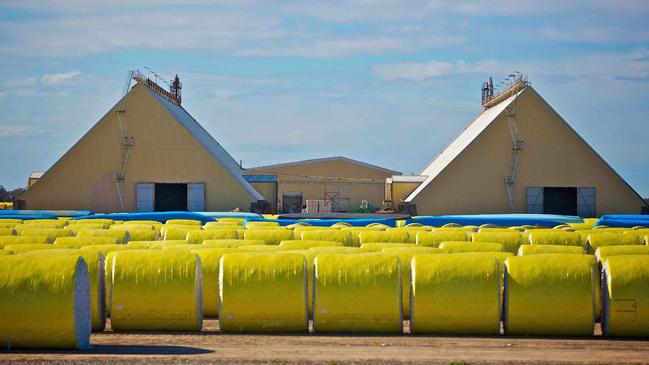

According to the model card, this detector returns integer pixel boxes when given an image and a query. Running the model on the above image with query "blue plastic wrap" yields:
[73,211,215,224]
[597,215,649,228]
[405,214,582,228]
[244,217,398,227]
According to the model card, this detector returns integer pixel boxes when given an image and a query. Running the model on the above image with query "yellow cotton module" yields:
[278,240,344,250]
[77,229,129,244]
[602,255,649,337]
[416,231,468,247]
[161,226,202,240]
[19,228,72,241]
[518,244,585,256]
[4,244,54,254]
[504,255,595,336]
[190,247,240,317]
[410,254,501,335]
[54,236,119,248]
[0,254,91,349]
[0,235,50,248]
[471,232,524,254]
[358,231,410,245]
[219,253,308,333]
[528,230,583,247]
[595,245,649,262]
[587,233,643,253]
[439,241,503,253]
[313,253,402,334]
[110,250,202,331]
[243,229,293,245]
[186,229,239,244]
[165,219,202,226]
[201,239,265,248]
[300,230,352,246]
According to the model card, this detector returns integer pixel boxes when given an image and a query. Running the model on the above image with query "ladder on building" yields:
[114,71,135,211]
[503,91,523,213]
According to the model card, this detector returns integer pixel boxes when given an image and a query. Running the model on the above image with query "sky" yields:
[0,0,648,196]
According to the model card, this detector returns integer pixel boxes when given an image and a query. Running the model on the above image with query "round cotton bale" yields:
[243,229,293,245]
[300,229,352,246]
[341,226,386,246]
[504,255,595,336]
[0,218,22,224]
[69,223,111,235]
[410,254,501,335]
[77,229,129,244]
[186,229,238,244]
[19,228,72,241]
[203,223,240,230]
[122,229,158,242]
[70,219,114,226]
[0,228,16,236]
[387,227,431,243]
[110,250,202,331]
[122,220,162,226]
[293,225,334,236]
[110,223,156,231]
[358,231,410,245]
[245,221,280,227]
[245,225,290,231]
[0,250,10,255]
[202,239,265,248]
[596,245,649,262]
[601,255,649,337]
[162,244,198,251]
[159,240,189,246]
[22,220,67,228]
[165,219,202,226]
[587,233,643,253]
[331,222,352,228]
[219,253,307,332]
[528,230,583,247]
[0,235,50,248]
[439,241,503,253]
[519,244,585,256]
[162,226,201,240]
[433,226,478,232]
[54,236,119,248]
[126,241,164,249]
[471,232,524,254]
[4,244,55,254]
[0,254,91,349]
[279,240,344,250]
[313,253,402,333]
[416,231,468,247]
[309,246,367,254]
[189,247,239,317]
[382,247,443,319]
[218,217,246,224]
[238,245,287,252]
[360,242,417,250]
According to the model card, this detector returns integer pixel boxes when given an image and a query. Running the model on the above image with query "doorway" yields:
[282,192,303,213]
[543,187,577,216]
[155,183,187,211]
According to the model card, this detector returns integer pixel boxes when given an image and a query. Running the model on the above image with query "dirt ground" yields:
[2,320,649,364]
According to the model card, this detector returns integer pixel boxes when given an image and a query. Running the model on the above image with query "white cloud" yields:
[373,59,503,81]
[0,125,37,137]
[41,70,81,85]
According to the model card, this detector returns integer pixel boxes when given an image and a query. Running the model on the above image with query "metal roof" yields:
[243,175,278,182]
[250,156,400,175]
[146,85,264,201]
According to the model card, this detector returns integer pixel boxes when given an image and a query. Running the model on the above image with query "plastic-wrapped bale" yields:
[313,253,402,333]
[159,240,189,246]
[186,229,238,244]
[0,254,91,349]
[341,226,386,247]
[20,228,72,241]
[360,242,417,250]
[123,220,162,227]
[410,254,501,335]
[54,236,119,248]
[416,231,468,247]
[387,227,431,243]
[601,255,649,337]
[519,244,585,256]
[528,231,583,247]
[243,229,293,245]
[455,252,513,274]
[77,229,129,244]
[23,249,106,331]
[309,246,367,254]
[331,222,352,228]
[162,244,199,251]
[293,226,334,238]
[245,225,290,231]
[587,233,643,253]
[471,232,524,254]
[245,221,280,228]
[300,230,352,246]
[238,245,287,252]
[202,239,266,248]
[359,231,409,245]
[382,247,444,319]
[161,226,202,240]
[0,250,10,256]
[218,217,245,224]
[504,255,595,336]
[126,241,164,249]
[110,250,202,331]
[0,228,16,236]
[190,248,239,317]
[595,245,649,262]
[0,235,50,248]
[69,223,109,235]
[279,240,344,250]
[21,220,67,228]
[110,223,156,231]
[71,219,114,226]
[203,223,240,230]
[439,241,503,253]
[0,218,22,225]
[219,253,307,332]
[4,244,54,254]
[165,219,202,226]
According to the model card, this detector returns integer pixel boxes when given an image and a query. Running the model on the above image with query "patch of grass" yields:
[268,358,282,364]
[448,362,469,365]
[327,361,338,365]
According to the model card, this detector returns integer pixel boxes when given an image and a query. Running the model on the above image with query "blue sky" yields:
[1,1,648,197]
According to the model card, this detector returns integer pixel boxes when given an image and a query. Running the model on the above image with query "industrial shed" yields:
[245,157,399,213]
[23,73,264,212]
[401,77,648,217]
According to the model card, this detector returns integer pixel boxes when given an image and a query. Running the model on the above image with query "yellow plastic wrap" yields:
[358,231,409,245]
[238,245,287,252]
[202,239,265,248]
[293,226,333,237]
[0,235,50,248]
[68,223,109,234]
[471,232,524,254]
[186,229,238,244]
[587,233,643,253]
[77,229,129,244]
[110,223,156,231]
[387,227,430,243]
[439,241,503,253]
[165,219,202,226]
[0,218,22,224]
[219,253,307,332]
[190,248,239,317]
[331,222,352,228]
[245,221,280,227]
[70,219,114,226]
[4,244,54,254]
[279,240,343,250]
[159,240,189,245]
[0,228,16,236]
[245,225,290,231]
[602,255,649,337]
[243,229,293,245]
[504,255,595,336]
[360,242,416,250]
[309,246,368,254]
[341,226,386,246]
[203,223,240,230]
[528,230,583,247]
[416,231,468,247]
[519,244,585,256]
[0,250,10,255]
[54,236,119,248]
[595,245,649,262]
[20,228,72,241]
[110,250,202,331]
[20,220,67,228]
[300,230,352,246]
[0,254,91,349]
[161,225,201,240]
[218,218,245,224]
[123,220,162,226]
[126,241,164,249]
[162,244,198,251]
[122,229,158,242]
[382,247,443,319]
[313,253,402,333]
[410,254,500,335]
